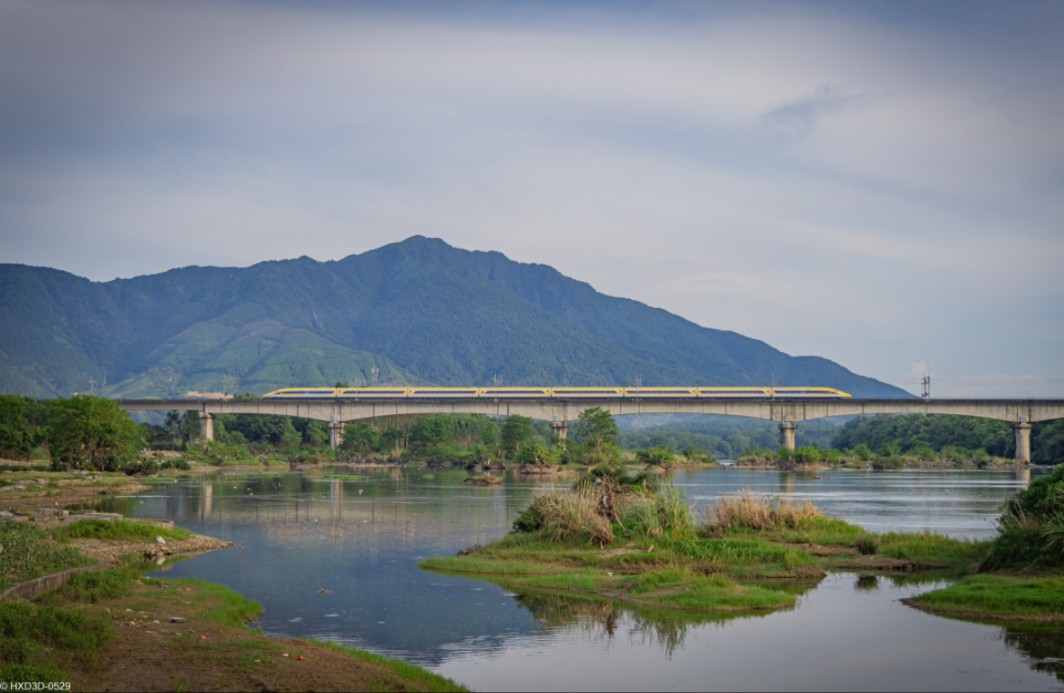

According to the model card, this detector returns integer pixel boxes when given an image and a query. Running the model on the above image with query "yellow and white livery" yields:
[263,386,852,399]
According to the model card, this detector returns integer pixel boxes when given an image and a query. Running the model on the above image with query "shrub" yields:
[981,465,1064,570]
[636,447,677,469]
[855,535,879,555]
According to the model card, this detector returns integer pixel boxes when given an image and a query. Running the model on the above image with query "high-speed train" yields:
[262,386,852,399]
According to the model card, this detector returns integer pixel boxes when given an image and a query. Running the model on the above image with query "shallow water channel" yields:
[99,466,1064,692]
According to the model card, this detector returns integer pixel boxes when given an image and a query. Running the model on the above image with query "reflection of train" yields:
[263,386,852,399]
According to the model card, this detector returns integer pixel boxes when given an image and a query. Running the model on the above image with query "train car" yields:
[335,387,410,398]
[622,387,698,398]
[263,387,339,398]
[478,387,553,398]
[549,387,625,398]
[695,387,772,398]
[406,387,480,398]
[771,387,852,398]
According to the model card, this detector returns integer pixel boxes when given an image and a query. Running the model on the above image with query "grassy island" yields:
[422,464,1064,625]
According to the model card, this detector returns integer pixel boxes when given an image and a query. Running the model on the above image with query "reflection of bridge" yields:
[119,396,1064,461]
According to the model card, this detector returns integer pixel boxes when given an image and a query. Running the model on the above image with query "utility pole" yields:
[921,373,931,400]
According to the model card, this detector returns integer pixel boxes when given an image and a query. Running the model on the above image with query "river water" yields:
[99,466,1064,692]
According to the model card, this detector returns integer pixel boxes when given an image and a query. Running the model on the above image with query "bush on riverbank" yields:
[981,464,1064,570]
[512,464,694,544]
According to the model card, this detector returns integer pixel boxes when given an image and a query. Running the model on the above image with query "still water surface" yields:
[100,467,1064,691]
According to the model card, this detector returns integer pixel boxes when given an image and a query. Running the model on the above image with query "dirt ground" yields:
[63,576,457,692]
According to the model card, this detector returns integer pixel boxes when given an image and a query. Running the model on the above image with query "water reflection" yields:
[511,581,820,658]
[1005,627,1064,681]
[97,466,1064,692]
[854,574,879,590]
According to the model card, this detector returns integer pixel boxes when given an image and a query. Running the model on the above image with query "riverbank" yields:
[0,465,467,691]
[33,571,466,692]
[0,517,466,689]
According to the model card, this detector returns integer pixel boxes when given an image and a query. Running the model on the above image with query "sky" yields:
[2,0,1062,399]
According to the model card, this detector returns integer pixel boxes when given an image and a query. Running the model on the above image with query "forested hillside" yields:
[0,236,912,399]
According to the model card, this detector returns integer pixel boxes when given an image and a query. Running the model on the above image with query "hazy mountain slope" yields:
[0,236,913,398]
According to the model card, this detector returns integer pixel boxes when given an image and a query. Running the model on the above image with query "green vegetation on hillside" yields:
[0,237,909,399]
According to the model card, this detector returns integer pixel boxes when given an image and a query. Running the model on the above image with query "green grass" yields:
[162,578,264,628]
[0,663,68,685]
[666,538,817,578]
[51,518,191,543]
[876,531,990,573]
[423,532,820,616]
[315,640,467,692]
[907,574,1064,619]
[0,601,110,669]
[46,564,141,603]
[421,489,1009,619]
[0,522,95,591]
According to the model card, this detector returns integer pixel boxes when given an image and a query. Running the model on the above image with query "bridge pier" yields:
[329,421,344,450]
[198,412,215,447]
[779,421,797,451]
[551,420,568,442]
[1013,422,1032,463]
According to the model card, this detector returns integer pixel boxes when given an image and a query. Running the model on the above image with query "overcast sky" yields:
[2,0,1062,398]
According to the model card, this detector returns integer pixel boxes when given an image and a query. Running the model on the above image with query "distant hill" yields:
[0,236,912,399]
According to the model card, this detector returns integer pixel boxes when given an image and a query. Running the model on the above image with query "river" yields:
[99,466,1064,692]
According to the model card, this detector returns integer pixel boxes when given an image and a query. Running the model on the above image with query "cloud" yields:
[759,85,875,145]
[0,0,1062,395]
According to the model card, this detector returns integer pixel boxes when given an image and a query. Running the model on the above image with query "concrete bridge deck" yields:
[120,396,1064,462]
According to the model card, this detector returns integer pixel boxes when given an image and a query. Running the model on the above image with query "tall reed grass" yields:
[515,478,694,545]
[704,489,822,531]
[532,491,614,546]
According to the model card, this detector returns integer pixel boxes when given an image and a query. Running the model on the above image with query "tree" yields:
[571,407,620,466]
[45,395,143,471]
[501,415,538,457]
[571,407,618,447]
[636,446,677,469]
[221,414,300,448]
[516,442,559,467]
[0,394,43,459]
[1033,420,1064,465]
[338,422,381,458]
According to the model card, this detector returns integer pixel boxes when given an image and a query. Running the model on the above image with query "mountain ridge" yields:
[0,236,913,399]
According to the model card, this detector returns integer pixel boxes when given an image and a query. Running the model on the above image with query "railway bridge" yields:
[119,396,1064,462]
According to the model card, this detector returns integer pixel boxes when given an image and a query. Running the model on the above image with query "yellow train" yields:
[262,386,852,399]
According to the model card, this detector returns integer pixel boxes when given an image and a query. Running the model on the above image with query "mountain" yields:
[0,236,912,399]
